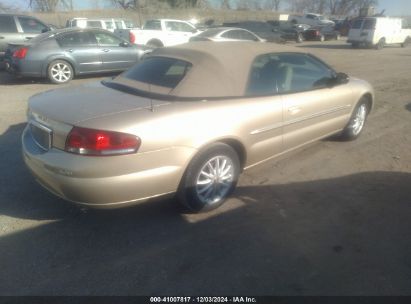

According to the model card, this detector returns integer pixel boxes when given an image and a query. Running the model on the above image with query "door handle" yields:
[25,37,33,40]
[0,36,4,39]
[102,49,110,52]
[288,106,301,114]
[66,49,73,53]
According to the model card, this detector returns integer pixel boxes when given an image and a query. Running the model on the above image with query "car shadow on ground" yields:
[297,43,352,50]
[0,70,120,86]
[406,102,411,112]
[0,123,411,295]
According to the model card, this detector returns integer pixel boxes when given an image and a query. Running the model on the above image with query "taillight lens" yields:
[13,47,28,59]
[129,32,136,44]
[316,30,320,36]
[65,127,141,156]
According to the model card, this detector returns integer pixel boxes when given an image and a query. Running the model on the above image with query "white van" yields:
[66,18,134,32]
[348,17,411,49]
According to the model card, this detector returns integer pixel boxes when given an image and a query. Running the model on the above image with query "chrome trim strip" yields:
[250,122,283,135]
[80,62,103,65]
[285,105,351,127]
[250,104,351,135]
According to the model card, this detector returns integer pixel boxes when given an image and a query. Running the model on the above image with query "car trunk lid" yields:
[28,81,170,150]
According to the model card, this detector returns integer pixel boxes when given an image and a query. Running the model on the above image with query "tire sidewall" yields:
[48,60,73,84]
[178,143,240,213]
[342,98,369,140]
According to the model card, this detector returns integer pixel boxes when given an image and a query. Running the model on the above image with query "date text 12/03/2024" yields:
[150,297,257,303]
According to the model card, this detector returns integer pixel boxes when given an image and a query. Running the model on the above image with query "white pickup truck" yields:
[114,19,200,48]
[290,13,335,27]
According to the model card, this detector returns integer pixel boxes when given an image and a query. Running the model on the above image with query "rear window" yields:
[197,28,223,37]
[87,21,102,28]
[351,19,364,29]
[123,57,192,89]
[363,19,376,29]
[144,20,161,30]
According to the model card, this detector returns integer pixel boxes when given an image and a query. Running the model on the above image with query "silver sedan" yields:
[190,27,265,42]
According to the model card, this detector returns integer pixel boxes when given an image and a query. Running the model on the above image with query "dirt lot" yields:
[0,40,410,296]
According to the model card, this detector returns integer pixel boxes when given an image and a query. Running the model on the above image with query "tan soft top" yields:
[115,42,302,98]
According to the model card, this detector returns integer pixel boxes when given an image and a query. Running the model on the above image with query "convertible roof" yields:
[115,41,302,98]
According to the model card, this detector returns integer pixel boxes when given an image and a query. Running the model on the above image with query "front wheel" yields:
[340,98,369,140]
[177,143,240,213]
[48,60,73,84]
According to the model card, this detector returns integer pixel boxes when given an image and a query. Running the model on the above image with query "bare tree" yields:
[264,0,282,11]
[29,0,60,12]
[220,0,231,9]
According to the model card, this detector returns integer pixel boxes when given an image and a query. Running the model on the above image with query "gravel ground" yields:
[0,40,410,295]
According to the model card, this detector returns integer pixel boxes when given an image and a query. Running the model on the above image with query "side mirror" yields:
[330,72,349,86]
[41,27,50,33]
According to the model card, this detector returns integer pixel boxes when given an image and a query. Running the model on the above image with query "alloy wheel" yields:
[195,155,234,206]
[50,62,72,83]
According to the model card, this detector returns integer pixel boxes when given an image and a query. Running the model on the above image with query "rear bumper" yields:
[4,58,42,77]
[22,125,196,208]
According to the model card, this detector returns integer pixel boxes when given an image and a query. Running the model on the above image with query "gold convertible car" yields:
[23,42,374,212]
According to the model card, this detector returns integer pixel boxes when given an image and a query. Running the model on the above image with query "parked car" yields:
[5,28,150,84]
[303,25,341,41]
[66,18,132,32]
[22,42,374,212]
[114,19,200,48]
[0,13,50,61]
[222,21,284,43]
[290,13,335,27]
[348,17,411,49]
[189,27,264,42]
[267,20,310,43]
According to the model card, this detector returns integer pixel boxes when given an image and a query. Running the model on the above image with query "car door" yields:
[57,31,103,73]
[279,54,353,151]
[93,30,138,71]
[16,16,49,42]
[244,54,285,165]
[164,21,196,45]
[0,15,21,56]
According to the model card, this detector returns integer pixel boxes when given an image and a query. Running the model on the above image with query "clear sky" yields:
[2,0,411,16]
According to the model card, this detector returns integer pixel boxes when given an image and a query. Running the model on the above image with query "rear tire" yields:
[340,97,370,141]
[47,60,73,84]
[401,37,410,48]
[177,143,240,213]
[146,39,163,48]
[375,38,385,50]
[351,42,360,48]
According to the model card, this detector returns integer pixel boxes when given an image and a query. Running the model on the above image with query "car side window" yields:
[105,21,115,30]
[165,21,194,32]
[239,30,259,41]
[124,57,192,88]
[87,21,103,28]
[144,20,161,30]
[221,30,241,39]
[17,16,47,34]
[58,32,97,47]
[284,54,334,92]
[0,15,18,33]
[247,53,334,96]
[94,31,123,46]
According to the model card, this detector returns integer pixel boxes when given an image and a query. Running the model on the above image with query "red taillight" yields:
[129,32,136,44]
[13,47,28,59]
[65,127,141,156]
[316,30,320,36]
